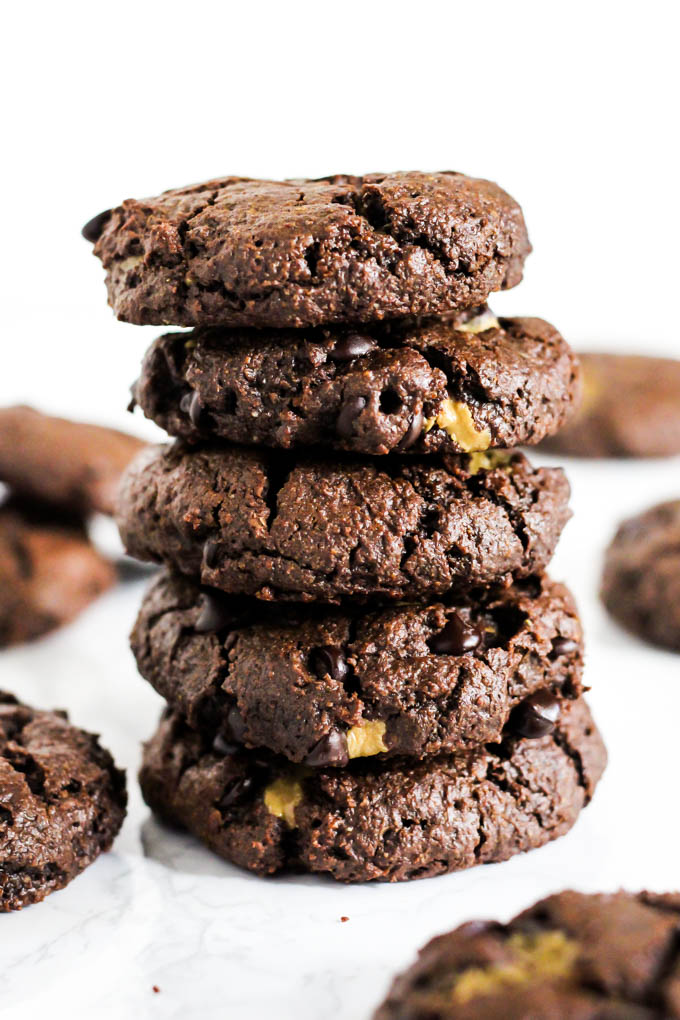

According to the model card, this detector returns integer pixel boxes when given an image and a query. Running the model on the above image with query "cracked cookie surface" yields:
[132,570,584,764]
[116,444,570,603]
[374,889,680,1018]
[601,499,680,651]
[133,312,579,456]
[86,172,531,328]
[0,692,127,911]
[139,696,604,882]
[0,500,115,648]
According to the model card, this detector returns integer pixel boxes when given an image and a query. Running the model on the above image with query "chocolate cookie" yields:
[85,172,531,329]
[139,696,605,882]
[0,406,147,516]
[132,570,584,765]
[133,311,579,456]
[0,692,126,910]
[374,890,680,1018]
[542,353,680,458]
[601,500,680,651]
[0,501,115,648]
[116,444,570,604]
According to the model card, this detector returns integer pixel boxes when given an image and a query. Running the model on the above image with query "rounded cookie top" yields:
[116,444,571,604]
[132,569,584,765]
[0,500,115,648]
[542,353,680,458]
[374,890,680,1018]
[601,499,680,651]
[133,310,580,456]
[0,406,147,517]
[139,696,604,883]
[0,692,127,910]
[86,172,531,329]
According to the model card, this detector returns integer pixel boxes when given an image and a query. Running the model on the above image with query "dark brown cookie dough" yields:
[139,696,605,883]
[132,570,584,765]
[0,692,127,911]
[374,890,680,1018]
[86,172,531,329]
[116,444,571,604]
[541,353,680,458]
[0,501,115,648]
[601,500,680,651]
[0,406,147,516]
[133,311,579,456]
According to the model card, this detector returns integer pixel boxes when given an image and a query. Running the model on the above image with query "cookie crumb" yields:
[341,916,350,923]
[152,986,160,994]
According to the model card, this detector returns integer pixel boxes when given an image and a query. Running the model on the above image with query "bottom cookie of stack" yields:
[140,697,605,883]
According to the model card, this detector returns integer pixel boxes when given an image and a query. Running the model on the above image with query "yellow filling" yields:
[346,720,387,759]
[263,776,304,827]
[457,310,500,334]
[424,399,491,451]
[467,450,512,475]
[452,931,580,1003]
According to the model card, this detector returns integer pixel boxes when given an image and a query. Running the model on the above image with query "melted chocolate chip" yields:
[217,775,254,811]
[180,390,204,427]
[195,591,236,633]
[223,705,248,744]
[513,690,561,738]
[336,396,366,437]
[81,209,112,243]
[329,334,378,361]
[397,409,424,450]
[428,612,483,655]
[203,538,221,569]
[304,730,350,767]
[212,733,239,756]
[550,636,579,658]
[310,645,348,681]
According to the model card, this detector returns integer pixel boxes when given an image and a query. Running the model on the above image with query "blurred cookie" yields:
[0,501,115,647]
[116,444,571,604]
[85,171,530,328]
[0,406,146,516]
[139,697,604,882]
[132,569,584,764]
[133,312,579,456]
[0,692,126,910]
[542,353,680,457]
[601,499,680,650]
[374,890,680,1017]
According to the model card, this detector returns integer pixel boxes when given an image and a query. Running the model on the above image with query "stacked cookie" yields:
[86,171,606,882]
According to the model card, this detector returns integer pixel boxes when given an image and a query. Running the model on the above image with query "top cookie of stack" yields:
[86,172,579,459]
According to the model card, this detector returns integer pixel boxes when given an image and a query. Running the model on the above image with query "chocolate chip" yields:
[195,591,237,634]
[336,396,366,438]
[180,390,204,427]
[513,690,561,739]
[428,612,483,655]
[310,645,348,681]
[397,409,424,450]
[212,733,239,756]
[304,730,350,767]
[223,705,248,744]
[217,775,254,811]
[329,334,377,361]
[81,209,111,243]
[550,636,579,658]
[203,538,221,569]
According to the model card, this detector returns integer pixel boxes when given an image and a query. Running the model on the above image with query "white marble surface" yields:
[1,452,680,1020]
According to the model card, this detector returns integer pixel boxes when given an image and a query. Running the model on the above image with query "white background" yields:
[1,2,679,1018]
